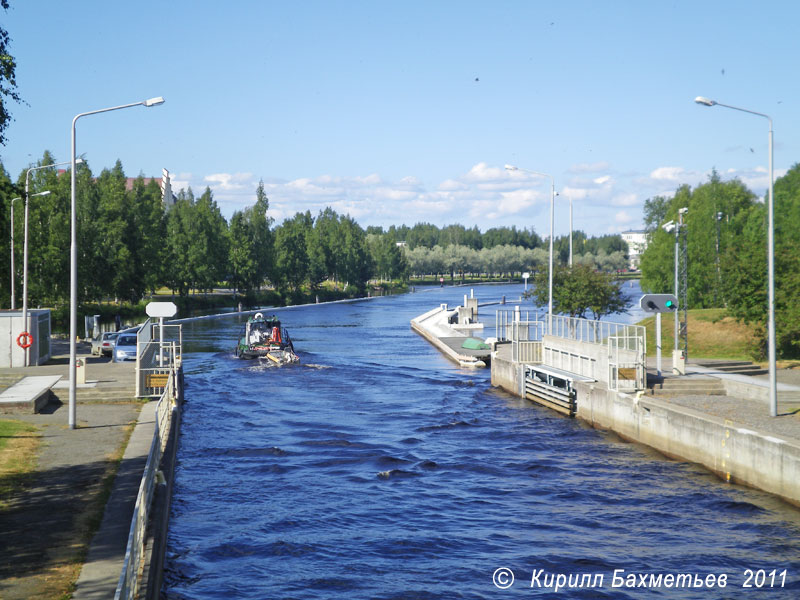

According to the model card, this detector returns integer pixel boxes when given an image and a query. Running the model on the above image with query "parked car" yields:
[113,333,139,362]
[92,331,119,357]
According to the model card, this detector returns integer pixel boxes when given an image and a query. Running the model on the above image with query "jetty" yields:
[411,292,493,368]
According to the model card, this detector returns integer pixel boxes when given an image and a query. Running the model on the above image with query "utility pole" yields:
[678,208,689,359]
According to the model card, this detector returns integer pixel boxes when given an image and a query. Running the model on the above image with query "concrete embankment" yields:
[576,382,800,505]
[491,342,800,506]
[411,304,491,368]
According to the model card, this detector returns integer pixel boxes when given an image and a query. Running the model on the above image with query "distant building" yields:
[124,168,176,210]
[58,167,177,210]
[620,229,648,270]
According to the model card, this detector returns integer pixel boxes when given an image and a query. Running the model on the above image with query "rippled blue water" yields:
[163,284,800,599]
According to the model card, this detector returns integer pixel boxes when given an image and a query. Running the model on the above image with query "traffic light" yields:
[640,294,679,313]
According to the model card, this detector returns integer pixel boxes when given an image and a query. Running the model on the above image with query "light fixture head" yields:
[75,158,85,165]
[32,190,52,197]
[694,96,716,107]
[144,96,165,107]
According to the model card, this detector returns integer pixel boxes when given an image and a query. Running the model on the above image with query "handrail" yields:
[115,343,181,600]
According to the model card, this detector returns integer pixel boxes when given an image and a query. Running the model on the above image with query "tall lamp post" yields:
[505,164,556,326]
[9,197,21,309]
[19,189,51,365]
[69,97,165,429]
[695,96,776,417]
[22,159,82,367]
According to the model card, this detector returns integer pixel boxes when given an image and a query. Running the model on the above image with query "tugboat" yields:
[235,313,299,365]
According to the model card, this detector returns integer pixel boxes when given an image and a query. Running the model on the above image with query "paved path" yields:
[647,357,800,443]
[0,339,149,600]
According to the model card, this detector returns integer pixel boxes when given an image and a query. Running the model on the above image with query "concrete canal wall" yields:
[575,383,800,506]
[491,341,800,506]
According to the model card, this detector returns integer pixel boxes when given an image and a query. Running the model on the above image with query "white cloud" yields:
[615,210,634,224]
[204,172,254,191]
[464,161,508,182]
[164,160,713,234]
[650,166,685,181]
[438,178,468,191]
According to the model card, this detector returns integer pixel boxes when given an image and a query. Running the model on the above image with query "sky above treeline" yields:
[2,1,798,236]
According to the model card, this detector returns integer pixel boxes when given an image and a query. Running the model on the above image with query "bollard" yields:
[76,357,86,385]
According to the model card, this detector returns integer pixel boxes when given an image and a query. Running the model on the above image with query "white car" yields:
[113,333,138,362]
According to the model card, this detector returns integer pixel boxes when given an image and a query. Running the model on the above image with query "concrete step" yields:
[651,378,724,389]
[695,360,768,376]
[697,360,753,368]
[647,376,726,397]
[650,388,727,397]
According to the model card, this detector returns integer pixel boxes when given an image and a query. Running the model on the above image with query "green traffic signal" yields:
[665,300,675,309]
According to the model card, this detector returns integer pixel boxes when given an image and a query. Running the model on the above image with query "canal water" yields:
[163,284,800,599]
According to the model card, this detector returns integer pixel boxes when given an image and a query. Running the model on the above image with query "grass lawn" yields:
[0,419,40,511]
[638,308,759,361]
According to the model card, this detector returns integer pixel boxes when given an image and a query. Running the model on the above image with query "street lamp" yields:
[69,96,165,429]
[19,190,51,365]
[9,197,21,309]
[505,164,556,326]
[695,96,776,417]
[22,159,82,367]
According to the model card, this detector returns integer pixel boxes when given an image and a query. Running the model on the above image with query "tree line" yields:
[639,165,800,358]
[1,153,631,309]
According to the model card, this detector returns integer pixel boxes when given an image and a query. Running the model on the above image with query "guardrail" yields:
[137,322,183,398]
[114,363,180,600]
[497,311,647,391]
[548,314,644,353]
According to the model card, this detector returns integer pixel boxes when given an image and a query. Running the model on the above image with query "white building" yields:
[620,229,648,270]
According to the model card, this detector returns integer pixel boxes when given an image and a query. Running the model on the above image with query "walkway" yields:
[0,338,151,600]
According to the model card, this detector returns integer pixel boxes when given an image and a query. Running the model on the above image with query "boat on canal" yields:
[235,313,299,365]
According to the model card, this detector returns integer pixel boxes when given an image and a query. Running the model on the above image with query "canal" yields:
[163,284,800,598]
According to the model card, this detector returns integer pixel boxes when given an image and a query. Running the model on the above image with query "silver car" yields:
[113,333,138,362]
[92,331,119,357]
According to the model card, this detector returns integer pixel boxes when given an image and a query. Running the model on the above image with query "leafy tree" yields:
[0,0,22,146]
[273,212,312,293]
[527,264,627,320]
[336,215,372,292]
[164,189,196,296]
[191,187,229,292]
[228,210,259,295]
[0,160,17,307]
[640,175,757,307]
[95,161,134,300]
[130,177,167,296]
[366,233,407,281]
[251,180,273,285]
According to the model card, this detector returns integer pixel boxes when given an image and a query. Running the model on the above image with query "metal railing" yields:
[137,322,183,398]
[547,314,645,353]
[114,364,179,600]
[497,310,647,390]
[495,308,534,341]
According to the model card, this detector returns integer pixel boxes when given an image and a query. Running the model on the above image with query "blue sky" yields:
[2,1,798,237]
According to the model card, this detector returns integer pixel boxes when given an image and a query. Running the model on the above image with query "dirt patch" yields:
[0,420,40,512]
